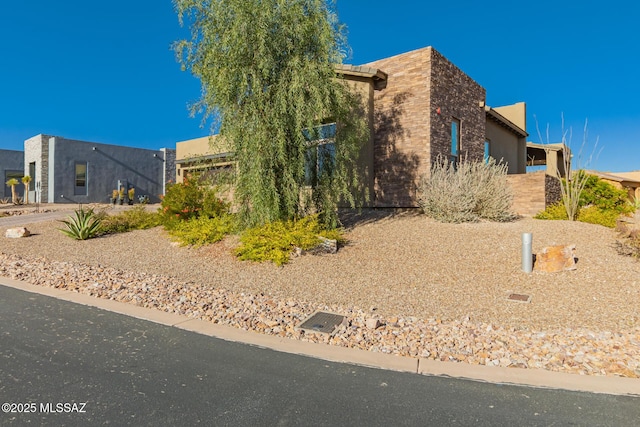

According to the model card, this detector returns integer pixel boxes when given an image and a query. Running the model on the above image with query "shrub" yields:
[235,215,344,266]
[576,206,620,228]
[59,208,103,240]
[580,174,634,215]
[417,156,514,223]
[536,175,633,227]
[99,206,162,234]
[160,178,229,227]
[167,214,237,247]
[534,202,568,220]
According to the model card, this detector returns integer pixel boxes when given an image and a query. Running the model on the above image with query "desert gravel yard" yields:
[1,207,640,377]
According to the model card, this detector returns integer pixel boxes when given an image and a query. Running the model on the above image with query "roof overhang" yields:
[335,64,388,90]
[485,106,528,138]
[176,152,233,164]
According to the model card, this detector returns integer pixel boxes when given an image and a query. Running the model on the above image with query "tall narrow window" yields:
[74,162,87,195]
[484,140,491,163]
[451,118,461,164]
[28,162,36,191]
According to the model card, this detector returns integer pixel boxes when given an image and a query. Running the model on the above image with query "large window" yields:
[451,118,461,164]
[304,123,336,186]
[74,162,87,195]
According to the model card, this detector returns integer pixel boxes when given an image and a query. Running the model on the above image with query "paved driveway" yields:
[1,284,639,426]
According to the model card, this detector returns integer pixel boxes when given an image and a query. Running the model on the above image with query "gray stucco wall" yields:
[45,137,170,204]
[0,148,25,199]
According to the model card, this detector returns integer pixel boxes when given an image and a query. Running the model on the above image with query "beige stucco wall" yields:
[486,120,526,174]
[341,75,377,206]
[175,135,231,183]
[493,102,526,132]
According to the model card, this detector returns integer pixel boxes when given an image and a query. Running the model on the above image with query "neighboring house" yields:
[0,148,24,199]
[587,171,640,201]
[526,142,568,177]
[176,46,529,208]
[24,134,175,204]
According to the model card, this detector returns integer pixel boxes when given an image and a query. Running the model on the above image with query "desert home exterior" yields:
[22,134,175,204]
[176,46,532,209]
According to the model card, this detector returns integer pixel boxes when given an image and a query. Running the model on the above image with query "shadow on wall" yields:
[373,91,420,207]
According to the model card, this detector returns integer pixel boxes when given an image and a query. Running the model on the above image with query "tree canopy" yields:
[174,0,368,228]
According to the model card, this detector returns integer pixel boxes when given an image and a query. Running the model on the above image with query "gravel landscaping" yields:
[1,205,639,378]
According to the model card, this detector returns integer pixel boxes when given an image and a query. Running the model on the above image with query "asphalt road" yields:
[1,284,638,426]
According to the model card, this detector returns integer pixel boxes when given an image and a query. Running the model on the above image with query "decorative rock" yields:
[308,236,337,254]
[366,318,382,329]
[5,227,30,238]
[534,244,577,272]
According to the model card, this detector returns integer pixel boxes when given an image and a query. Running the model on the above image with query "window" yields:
[28,162,36,191]
[451,118,461,164]
[304,123,336,186]
[74,162,87,195]
[484,140,491,163]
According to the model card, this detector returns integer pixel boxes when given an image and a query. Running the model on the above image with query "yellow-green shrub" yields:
[234,215,344,266]
[534,202,568,220]
[576,206,620,228]
[167,214,237,247]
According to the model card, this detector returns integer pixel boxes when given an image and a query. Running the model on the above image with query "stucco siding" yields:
[0,149,24,199]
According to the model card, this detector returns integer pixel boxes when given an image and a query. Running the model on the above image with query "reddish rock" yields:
[534,244,577,272]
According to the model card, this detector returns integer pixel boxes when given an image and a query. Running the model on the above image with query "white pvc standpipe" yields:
[522,233,533,273]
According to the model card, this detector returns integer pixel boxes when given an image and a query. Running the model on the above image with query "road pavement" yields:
[1,284,639,426]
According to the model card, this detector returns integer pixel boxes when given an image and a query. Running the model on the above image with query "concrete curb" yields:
[2,277,639,397]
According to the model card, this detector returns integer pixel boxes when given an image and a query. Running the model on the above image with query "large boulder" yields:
[5,227,31,238]
[534,244,576,272]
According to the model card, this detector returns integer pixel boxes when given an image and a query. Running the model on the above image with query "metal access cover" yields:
[507,293,531,303]
[298,311,345,335]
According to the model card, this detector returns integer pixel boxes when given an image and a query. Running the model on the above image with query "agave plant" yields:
[59,208,103,240]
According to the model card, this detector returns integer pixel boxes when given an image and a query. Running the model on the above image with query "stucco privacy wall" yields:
[0,148,25,198]
[25,134,174,204]
[366,47,486,207]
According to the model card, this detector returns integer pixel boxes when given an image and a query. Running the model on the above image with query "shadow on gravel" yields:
[338,208,421,230]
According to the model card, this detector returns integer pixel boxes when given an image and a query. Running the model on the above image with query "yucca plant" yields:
[21,175,32,204]
[5,178,19,204]
[59,208,103,240]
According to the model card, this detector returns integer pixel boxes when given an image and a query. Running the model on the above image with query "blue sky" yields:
[1,0,638,172]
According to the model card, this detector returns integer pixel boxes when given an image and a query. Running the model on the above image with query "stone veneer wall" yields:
[506,171,561,216]
[366,47,486,207]
[545,173,562,207]
[428,49,486,166]
[161,148,176,194]
[24,134,51,203]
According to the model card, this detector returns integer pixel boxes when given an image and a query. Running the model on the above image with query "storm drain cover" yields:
[507,293,531,303]
[298,311,345,335]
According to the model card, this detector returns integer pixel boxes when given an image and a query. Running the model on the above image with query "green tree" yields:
[173,0,368,228]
